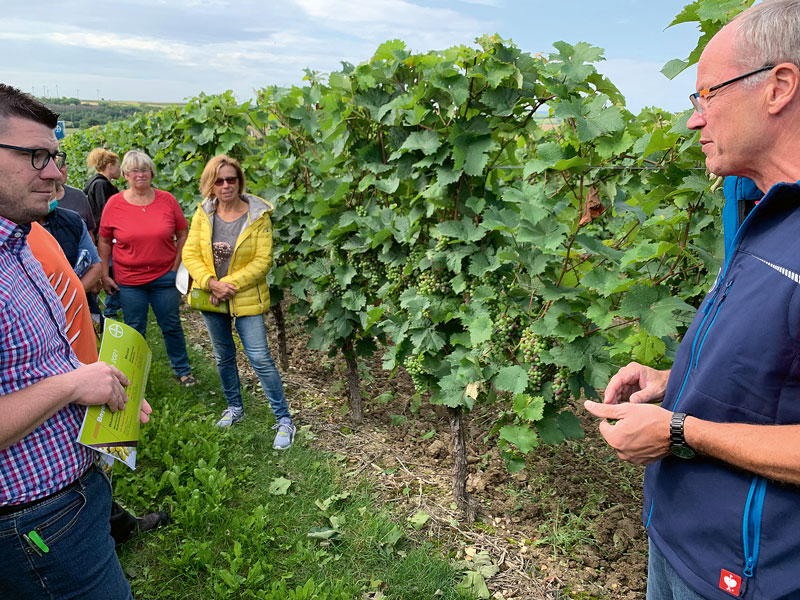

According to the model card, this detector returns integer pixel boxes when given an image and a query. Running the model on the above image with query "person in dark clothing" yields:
[55,161,95,235]
[85,148,122,318]
[84,148,120,234]
[39,204,102,297]
[586,2,800,598]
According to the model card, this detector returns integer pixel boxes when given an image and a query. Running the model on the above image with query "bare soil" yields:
[184,305,649,599]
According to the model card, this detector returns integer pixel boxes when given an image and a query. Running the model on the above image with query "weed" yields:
[534,498,595,559]
[115,312,475,599]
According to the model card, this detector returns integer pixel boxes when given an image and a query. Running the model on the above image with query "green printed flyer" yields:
[77,320,152,469]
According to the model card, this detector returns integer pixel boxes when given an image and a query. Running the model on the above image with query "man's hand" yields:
[208,279,237,300]
[584,400,672,464]
[64,362,130,412]
[603,362,670,405]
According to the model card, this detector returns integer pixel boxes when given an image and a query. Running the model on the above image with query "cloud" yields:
[0,18,335,75]
[290,0,490,47]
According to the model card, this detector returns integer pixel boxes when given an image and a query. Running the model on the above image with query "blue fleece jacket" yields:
[644,178,800,599]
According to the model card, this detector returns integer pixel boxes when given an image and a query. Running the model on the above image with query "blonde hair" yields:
[86,148,119,173]
[120,150,156,178]
[199,154,246,199]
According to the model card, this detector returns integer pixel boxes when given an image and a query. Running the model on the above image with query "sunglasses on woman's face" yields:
[214,176,238,186]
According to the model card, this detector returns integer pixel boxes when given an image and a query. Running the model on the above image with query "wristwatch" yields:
[669,412,695,459]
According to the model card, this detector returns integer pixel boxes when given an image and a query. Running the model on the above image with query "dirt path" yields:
[183,305,649,599]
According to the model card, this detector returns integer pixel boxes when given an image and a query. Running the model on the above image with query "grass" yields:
[111,314,474,600]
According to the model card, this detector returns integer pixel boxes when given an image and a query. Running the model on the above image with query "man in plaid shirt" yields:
[0,84,141,599]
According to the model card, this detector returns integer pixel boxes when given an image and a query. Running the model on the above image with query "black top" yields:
[84,174,119,234]
[58,185,96,233]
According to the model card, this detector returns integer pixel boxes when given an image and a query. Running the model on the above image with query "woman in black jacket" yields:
[84,147,120,236]
[85,147,122,318]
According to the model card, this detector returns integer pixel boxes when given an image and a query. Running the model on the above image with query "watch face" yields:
[670,445,695,459]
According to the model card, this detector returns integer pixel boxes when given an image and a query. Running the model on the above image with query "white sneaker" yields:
[271,417,295,449]
[215,407,244,428]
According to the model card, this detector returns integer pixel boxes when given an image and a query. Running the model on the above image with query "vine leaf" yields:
[268,476,292,496]
[400,131,441,156]
[499,425,540,453]
[469,315,493,345]
[494,366,529,395]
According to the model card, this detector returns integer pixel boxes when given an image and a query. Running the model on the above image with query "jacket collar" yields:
[200,193,273,222]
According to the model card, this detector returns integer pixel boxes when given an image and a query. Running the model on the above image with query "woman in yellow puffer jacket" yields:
[182,155,294,449]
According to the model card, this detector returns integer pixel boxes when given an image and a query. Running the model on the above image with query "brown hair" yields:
[199,154,246,199]
[0,84,58,134]
[86,148,119,173]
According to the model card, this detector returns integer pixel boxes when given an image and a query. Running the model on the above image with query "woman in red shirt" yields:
[98,150,195,385]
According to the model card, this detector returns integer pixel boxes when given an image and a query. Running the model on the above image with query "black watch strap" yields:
[669,412,695,459]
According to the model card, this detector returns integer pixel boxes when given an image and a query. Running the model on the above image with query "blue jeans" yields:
[647,538,709,600]
[104,263,122,316]
[119,270,191,377]
[201,311,291,421]
[0,465,132,599]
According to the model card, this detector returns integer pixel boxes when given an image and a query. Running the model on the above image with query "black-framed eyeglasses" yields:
[690,65,775,115]
[214,176,238,186]
[0,144,67,170]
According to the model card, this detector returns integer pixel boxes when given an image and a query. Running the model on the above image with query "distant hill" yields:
[41,97,181,130]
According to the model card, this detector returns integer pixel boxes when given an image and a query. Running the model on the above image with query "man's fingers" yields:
[107,364,130,387]
[584,399,624,419]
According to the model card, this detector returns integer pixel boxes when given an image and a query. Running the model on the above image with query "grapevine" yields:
[62,30,722,502]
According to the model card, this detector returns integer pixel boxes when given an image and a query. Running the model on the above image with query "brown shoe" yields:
[178,374,197,386]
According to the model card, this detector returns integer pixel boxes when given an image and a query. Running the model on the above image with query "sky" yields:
[1,0,703,113]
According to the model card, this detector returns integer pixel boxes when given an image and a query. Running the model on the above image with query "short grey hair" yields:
[120,150,156,178]
[733,0,800,82]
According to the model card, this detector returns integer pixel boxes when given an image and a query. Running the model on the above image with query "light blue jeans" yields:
[0,465,132,599]
[119,270,191,377]
[201,311,291,422]
[647,538,709,600]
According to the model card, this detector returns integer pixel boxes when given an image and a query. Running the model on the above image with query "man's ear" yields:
[767,62,800,115]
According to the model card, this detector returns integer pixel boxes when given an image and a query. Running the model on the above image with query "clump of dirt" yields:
[183,305,648,599]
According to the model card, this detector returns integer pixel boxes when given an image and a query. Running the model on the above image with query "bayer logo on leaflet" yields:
[107,323,124,339]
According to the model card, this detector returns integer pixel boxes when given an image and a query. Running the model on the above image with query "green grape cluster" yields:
[366,269,381,289]
[553,367,571,405]
[434,237,448,252]
[480,270,504,287]
[464,270,507,309]
[349,252,382,290]
[417,271,448,295]
[403,354,428,393]
[355,205,368,217]
[405,247,427,275]
[520,327,549,390]
[385,265,402,286]
[488,313,521,358]
[328,278,343,298]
